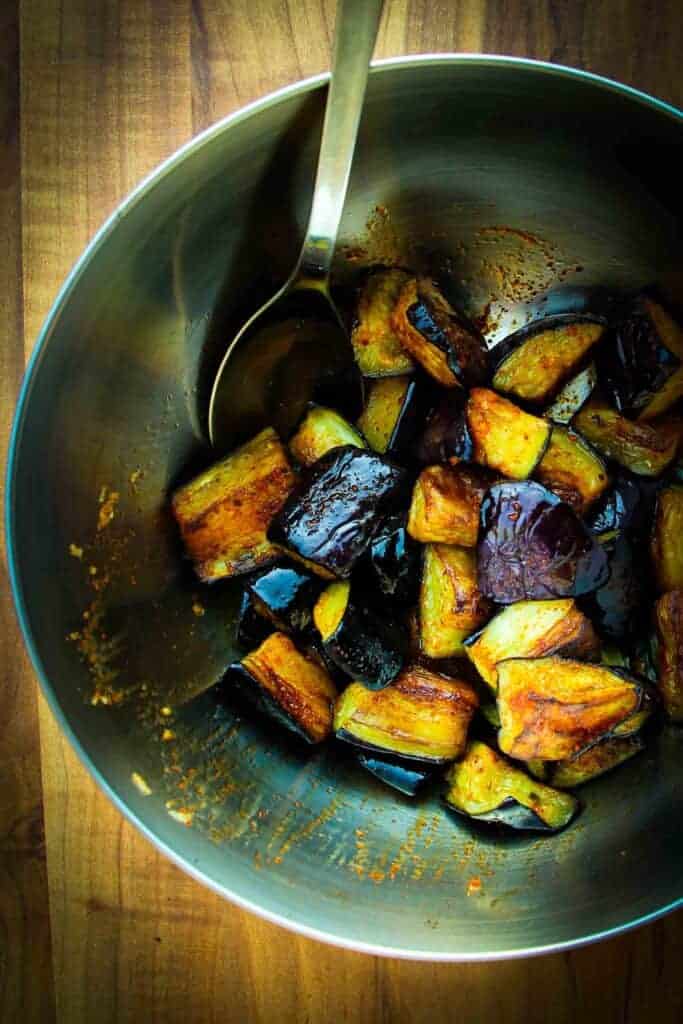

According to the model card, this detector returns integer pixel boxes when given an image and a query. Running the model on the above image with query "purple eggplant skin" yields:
[412,392,475,465]
[320,593,406,690]
[236,590,272,650]
[587,474,642,539]
[247,563,323,633]
[596,300,680,416]
[268,446,407,578]
[215,662,315,744]
[356,752,433,796]
[364,514,421,606]
[477,482,610,604]
[443,799,573,834]
[385,376,437,459]
[587,472,665,540]
[581,535,644,640]
[406,282,490,388]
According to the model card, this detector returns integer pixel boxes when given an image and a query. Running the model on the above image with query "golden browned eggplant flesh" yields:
[164,271,683,836]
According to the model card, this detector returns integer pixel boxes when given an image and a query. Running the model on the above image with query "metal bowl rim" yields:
[6,53,682,961]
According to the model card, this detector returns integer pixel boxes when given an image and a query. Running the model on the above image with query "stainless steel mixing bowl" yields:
[7,56,683,959]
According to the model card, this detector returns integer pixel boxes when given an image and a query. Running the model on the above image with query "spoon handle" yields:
[296,0,384,285]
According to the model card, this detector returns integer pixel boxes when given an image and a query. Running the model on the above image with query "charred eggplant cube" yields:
[419,544,492,659]
[391,277,489,389]
[597,297,682,419]
[313,581,404,689]
[219,632,337,743]
[444,740,579,832]
[289,405,365,467]
[465,598,600,691]
[268,446,406,578]
[573,396,680,477]
[587,473,643,541]
[545,363,597,424]
[496,656,645,761]
[477,481,609,603]
[534,426,609,513]
[356,375,429,457]
[493,315,605,406]
[334,664,479,763]
[171,427,295,582]
[351,268,415,377]
[412,392,474,465]
[408,464,489,547]
[467,388,551,479]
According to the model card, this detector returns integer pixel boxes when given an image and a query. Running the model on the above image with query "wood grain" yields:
[0,2,55,1021]
[10,1,683,1021]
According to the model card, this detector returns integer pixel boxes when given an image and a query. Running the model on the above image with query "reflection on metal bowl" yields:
[7,56,683,959]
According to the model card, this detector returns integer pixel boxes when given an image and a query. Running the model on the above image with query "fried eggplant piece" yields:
[597,296,682,418]
[465,599,600,690]
[493,316,605,405]
[391,277,489,388]
[247,562,324,633]
[573,396,680,477]
[477,482,609,604]
[527,735,644,788]
[535,426,609,513]
[289,405,365,466]
[444,740,579,832]
[412,391,474,465]
[651,485,683,592]
[268,445,406,578]
[587,473,643,541]
[172,427,296,582]
[545,363,597,424]
[365,514,421,606]
[334,664,479,763]
[584,535,643,640]
[419,544,492,659]
[356,752,434,796]
[219,632,337,743]
[313,581,404,689]
[236,590,273,650]
[351,269,415,376]
[407,464,489,547]
[496,656,644,760]
[653,589,683,721]
[356,375,428,456]
[467,388,551,479]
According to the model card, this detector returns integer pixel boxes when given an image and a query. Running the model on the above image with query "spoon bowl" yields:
[207,282,362,451]
[208,0,383,449]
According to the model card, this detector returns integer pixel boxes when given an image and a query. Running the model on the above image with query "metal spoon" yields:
[208,0,383,451]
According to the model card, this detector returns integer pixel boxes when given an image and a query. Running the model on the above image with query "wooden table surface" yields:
[2,2,683,1021]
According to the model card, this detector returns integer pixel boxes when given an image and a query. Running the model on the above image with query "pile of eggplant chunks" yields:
[172,269,683,834]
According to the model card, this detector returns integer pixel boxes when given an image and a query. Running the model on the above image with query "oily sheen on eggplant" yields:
[363,514,421,605]
[247,562,325,633]
[268,445,406,578]
[444,740,579,832]
[218,633,337,744]
[412,392,474,465]
[596,297,681,417]
[477,481,609,604]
